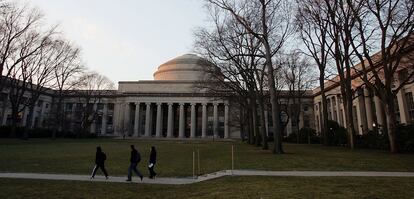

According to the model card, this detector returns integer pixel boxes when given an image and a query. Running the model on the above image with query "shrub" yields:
[0,125,96,139]
[396,124,414,153]
[285,127,320,144]
[327,120,347,146]
[0,126,24,138]
[355,130,389,150]
[30,128,54,138]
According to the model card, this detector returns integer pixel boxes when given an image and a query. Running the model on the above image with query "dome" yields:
[153,54,212,81]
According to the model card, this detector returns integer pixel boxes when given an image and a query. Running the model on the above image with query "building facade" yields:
[12,53,410,139]
[312,67,414,135]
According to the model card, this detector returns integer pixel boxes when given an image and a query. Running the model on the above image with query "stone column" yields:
[102,103,108,135]
[179,103,185,138]
[190,103,196,138]
[213,103,218,138]
[264,110,269,136]
[113,102,121,135]
[29,102,37,128]
[335,95,341,125]
[341,102,347,127]
[90,103,98,134]
[396,89,408,124]
[224,103,229,138]
[167,103,173,138]
[133,102,140,137]
[364,88,374,130]
[123,103,130,136]
[330,96,335,122]
[201,103,207,138]
[145,102,151,137]
[155,102,162,138]
[39,101,45,127]
[358,89,368,133]
[374,95,386,130]
[1,94,8,126]
[21,106,28,127]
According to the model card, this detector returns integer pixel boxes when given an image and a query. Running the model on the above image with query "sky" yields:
[21,0,208,84]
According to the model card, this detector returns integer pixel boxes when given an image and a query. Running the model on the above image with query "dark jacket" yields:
[130,149,141,163]
[149,149,156,164]
[95,151,107,165]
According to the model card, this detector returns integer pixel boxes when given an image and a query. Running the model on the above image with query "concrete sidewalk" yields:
[1,170,414,185]
[0,173,196,185]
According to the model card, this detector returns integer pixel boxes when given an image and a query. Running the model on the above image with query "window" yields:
[65,103,73,111]
[405,92,414,122]
[37,100,43,107]
[303,115,310,128]
[97,103,104,111]
[108,103,114,110]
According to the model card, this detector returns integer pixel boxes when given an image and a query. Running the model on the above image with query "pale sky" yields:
[22,0,208,84]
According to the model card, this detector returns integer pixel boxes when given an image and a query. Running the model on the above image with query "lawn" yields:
[1,177,414,199]
[0,139,413,177]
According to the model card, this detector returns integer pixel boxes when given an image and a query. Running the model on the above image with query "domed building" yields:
[114,54,232,139]
[153,54,211,81]
[0,53,317,140]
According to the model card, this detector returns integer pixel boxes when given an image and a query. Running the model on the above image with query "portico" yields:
[112,54,232,139]
[119,101,229,139]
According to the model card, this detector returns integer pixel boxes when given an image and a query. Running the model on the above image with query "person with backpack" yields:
[90,146,109,179]
[148,146,157,179]
[126,145,143,181]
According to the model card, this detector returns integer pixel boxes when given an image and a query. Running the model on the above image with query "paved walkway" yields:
[1,170,414,185]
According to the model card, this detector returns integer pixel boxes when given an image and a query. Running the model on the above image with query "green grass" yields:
[1,177,414,199]
[0,139,413,177]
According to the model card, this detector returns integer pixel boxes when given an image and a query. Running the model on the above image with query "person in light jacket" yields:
[148,146,157,179]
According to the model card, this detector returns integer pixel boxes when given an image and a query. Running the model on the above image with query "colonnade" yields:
[118,102,229,139]
[315,87,390,134]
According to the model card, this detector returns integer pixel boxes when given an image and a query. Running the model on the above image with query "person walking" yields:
[90,146,109,179]
[126,145,143,181]
[148,146,157,179]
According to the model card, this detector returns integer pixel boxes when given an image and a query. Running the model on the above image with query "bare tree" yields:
[194,7,266,146]
[1,4,55,137]
[22,39,59,139]
[347,0,414,153]
[296,0,332,145]
[0,3,50,92]
[322,0,361,149]
[282,51,317,143]
[50,39,84,139]
[73,72,114,137]
[207,0,294,154]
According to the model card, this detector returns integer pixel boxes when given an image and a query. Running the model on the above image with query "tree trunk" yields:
[267,66,283,153]
[240,106,246,141]
[344,91,355,149]
[247,104,254,145]
[258,100,268,150]
[384,93,398,153]
[251,101,261,147]
[22,105,35,140]
[9,107,19,138]
[52,96,63,140]
[320,77,329,145]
